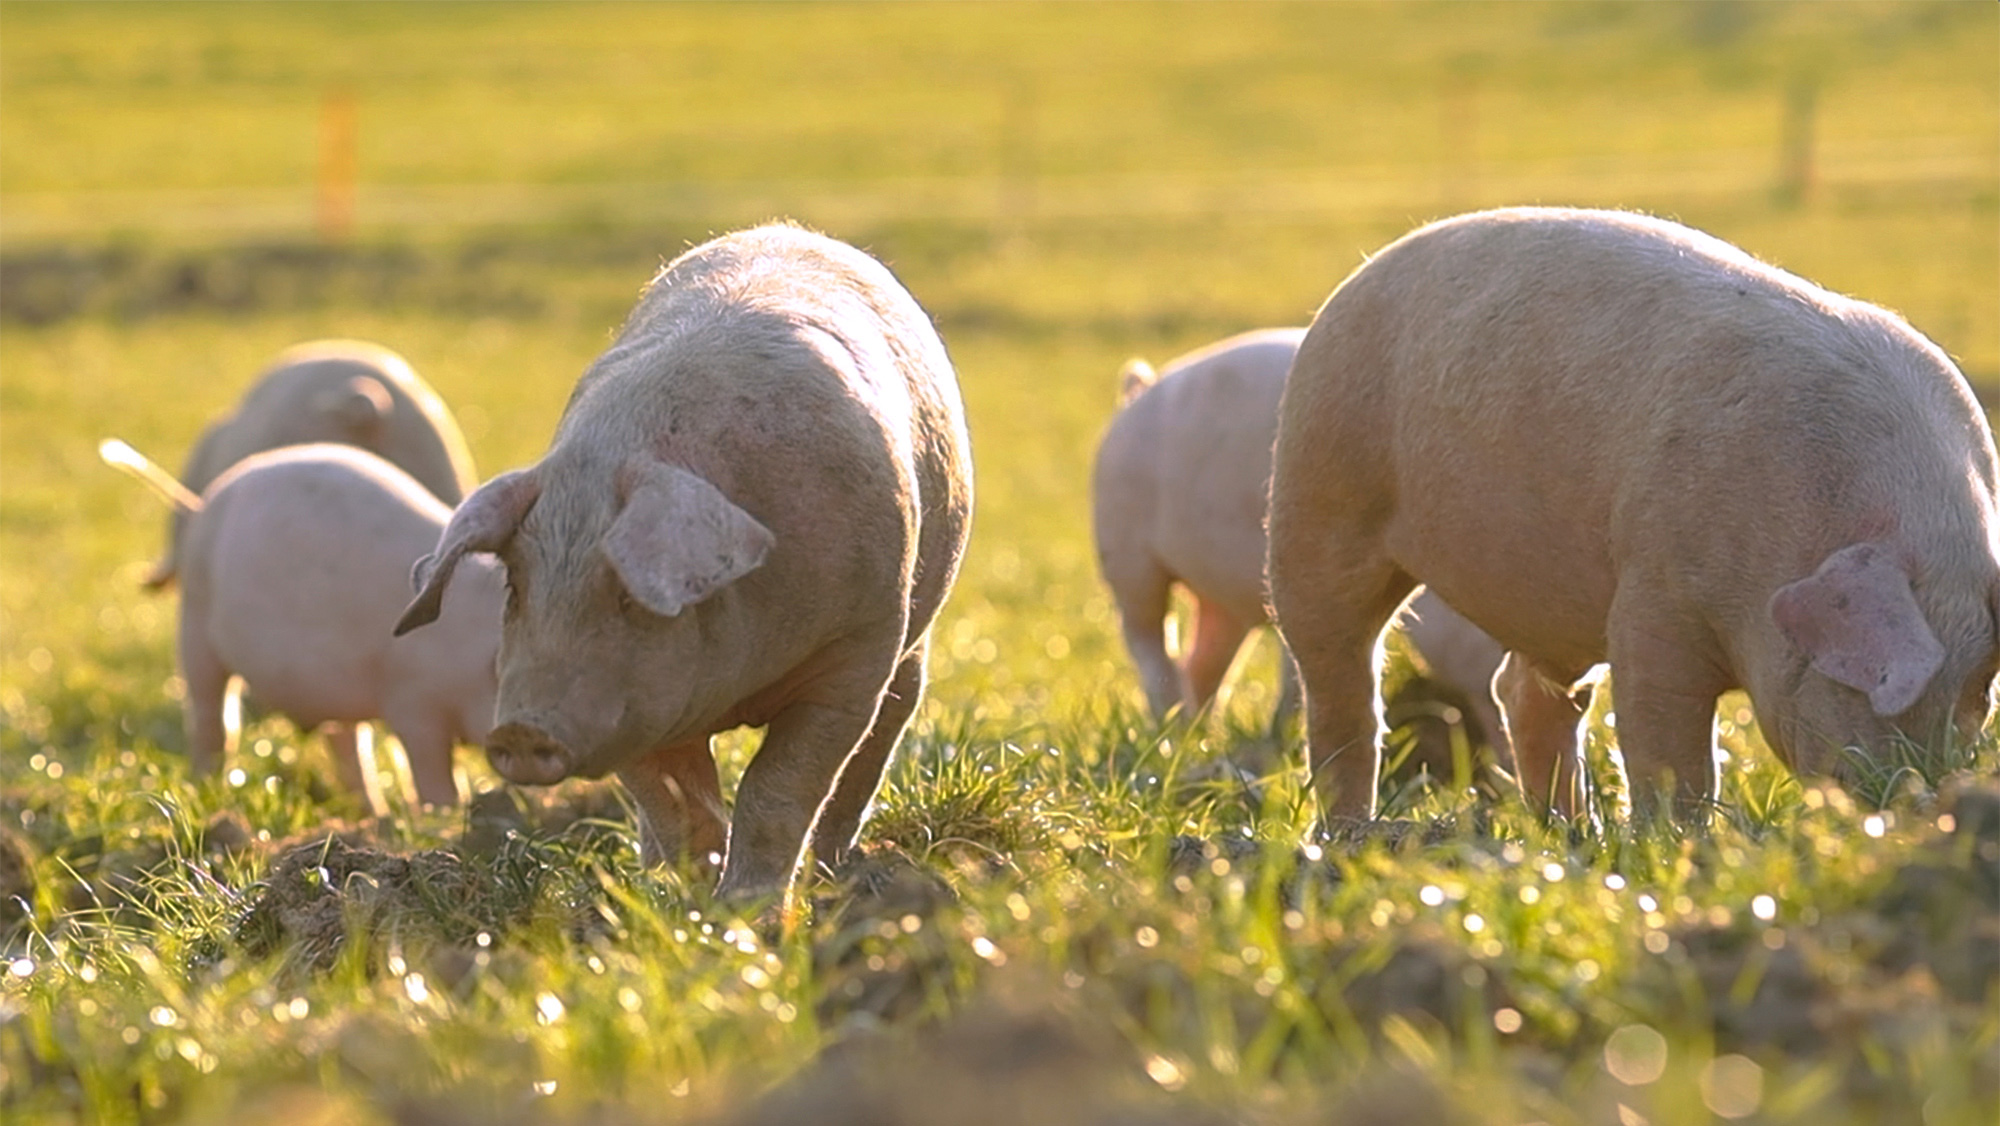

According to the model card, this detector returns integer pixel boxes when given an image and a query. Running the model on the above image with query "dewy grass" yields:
[4,3,1999,1123]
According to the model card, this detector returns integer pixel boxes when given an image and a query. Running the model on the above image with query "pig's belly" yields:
[1385,508,1615,681]
[210,622,380,729]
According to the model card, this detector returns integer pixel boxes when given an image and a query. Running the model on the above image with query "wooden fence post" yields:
[318,85,357,241]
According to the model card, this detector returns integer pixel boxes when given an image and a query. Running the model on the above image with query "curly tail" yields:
[1118,358,1158,406]
[99,438,203,515]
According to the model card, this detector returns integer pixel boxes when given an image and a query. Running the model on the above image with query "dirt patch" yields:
[234,833,569,973]
[811,846,965,1031]
[733,986,1225,1126]
[1623,778,2000,1108]
[1311,932,1517,1042]
[459,781,634,858]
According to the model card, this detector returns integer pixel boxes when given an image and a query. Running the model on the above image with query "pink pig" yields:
[1268,207,2000,825]
[154,443,501,812]
[395,224,973,902]
[148,340,477,591]
[1092,329,1507,750]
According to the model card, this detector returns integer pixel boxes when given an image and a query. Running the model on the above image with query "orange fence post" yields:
[318,85,357,241]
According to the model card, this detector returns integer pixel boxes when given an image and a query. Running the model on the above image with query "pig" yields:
[147,339,478,590]
[140,441,501,812]
[1092,329,1509,756]
[1266,206,2000,827]
[394,224,973,902]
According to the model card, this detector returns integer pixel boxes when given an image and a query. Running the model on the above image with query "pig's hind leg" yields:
[1266,540,1416,823]
[811,639,929,868]
[1106,559,1182,722]
[323,723,390,817]
[379,708,461,808]
[1182,596,1252,717]
[1493,653,1586,819]
[177,608,231,777]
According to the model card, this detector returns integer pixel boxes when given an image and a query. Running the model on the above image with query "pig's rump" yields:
[185,448,452,727]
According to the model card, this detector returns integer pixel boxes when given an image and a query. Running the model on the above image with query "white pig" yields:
[394,224,973,902]
[165,443,500,811]
[1267,206,2000,825]
[1092,329,1508,750]
[148,339,477,590]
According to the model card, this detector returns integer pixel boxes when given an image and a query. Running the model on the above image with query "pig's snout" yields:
[485,721,576,786]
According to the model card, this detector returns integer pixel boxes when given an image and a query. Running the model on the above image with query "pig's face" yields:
[1760,542,1998,778]
[1763,651,1993,781]
[396,455,773,786]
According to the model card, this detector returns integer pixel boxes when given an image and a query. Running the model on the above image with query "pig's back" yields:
[226,341,476,504]
[1292,207,1909,668]
[193,445,451,724]
[563,225,971,646]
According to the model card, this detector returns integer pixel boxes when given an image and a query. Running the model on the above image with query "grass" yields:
[2,2,1998,1124]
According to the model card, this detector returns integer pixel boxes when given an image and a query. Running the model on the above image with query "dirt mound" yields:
[811,846,965,1030]
[234,833,567,972]
[733,989,1224,1126]
[459,781,634,857]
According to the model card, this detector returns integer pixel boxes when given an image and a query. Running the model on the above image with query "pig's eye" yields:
[502,578,521,616]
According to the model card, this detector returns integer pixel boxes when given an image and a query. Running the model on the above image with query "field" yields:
[2,3,1997,1123]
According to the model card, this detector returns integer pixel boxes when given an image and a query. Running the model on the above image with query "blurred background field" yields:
[1,5,1997,1123]
[3,0,1994,742]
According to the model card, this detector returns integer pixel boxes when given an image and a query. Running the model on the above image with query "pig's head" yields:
[394,454,774,785]
[307,374,395,443]
[1759,541,1998,778]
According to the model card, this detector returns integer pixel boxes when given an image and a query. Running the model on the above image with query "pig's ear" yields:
[394,468,540,636]
[1118,359,1157,405]
[315,375,394,438]
[1770,542,1945,716]
[602,460,773,618]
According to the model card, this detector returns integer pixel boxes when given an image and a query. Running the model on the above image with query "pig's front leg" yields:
[719,690,887,902]
[384,710,462,808]
[1606,605,1730,822]
[618,736,727,873]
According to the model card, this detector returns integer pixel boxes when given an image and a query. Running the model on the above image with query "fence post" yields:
[318,85,357,241]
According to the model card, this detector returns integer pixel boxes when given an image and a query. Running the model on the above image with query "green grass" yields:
[2,3,1997,1124]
